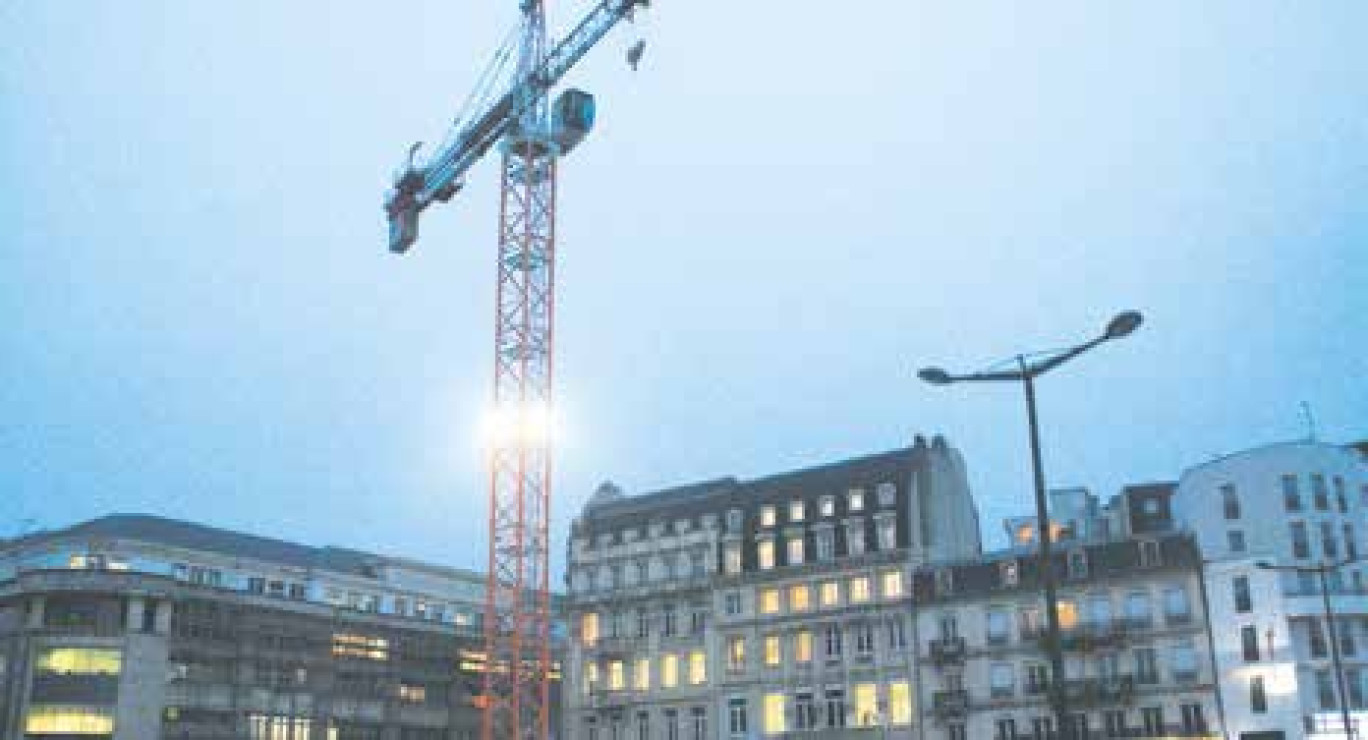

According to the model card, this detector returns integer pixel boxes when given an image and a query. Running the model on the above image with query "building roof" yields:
[5,513,484,582]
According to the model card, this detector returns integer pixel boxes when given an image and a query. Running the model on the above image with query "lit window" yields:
[849,489,865,512]
[35,648,122,675]
[853,683,878,727]
[1055,599,1078,629]
[727,636,746,672]
[760,506,776,528]
[889,681,912,725]
[399,683,427,704]
[760,588,781,614]
[24,706,116,735]
[820,496,835,517]
[881,570,903,599]
[789,584,811,611]
[609,660,626,690]
[635,658,651,691]
[764,635,781,667]
[724,543,742,575]
[795,630,813,663]
[758,540,775,570]
[790,500,805,522]
[850,576,871,603]
[764,693,786,734]
[581,613,599,646]
[787,536,804,566]
[332,633,389,661]
[688,650,707,685]
[662,654,678,688]
[584,663,599,694]
[820,580,840,607]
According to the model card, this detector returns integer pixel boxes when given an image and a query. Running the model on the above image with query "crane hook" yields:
[626,39,646,71]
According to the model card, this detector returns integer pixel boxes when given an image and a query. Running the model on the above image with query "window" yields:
[819,496,835,517]
[248,577,266,594]
[1124,592,1151,628]
[990,663,1014,696]
[690,550,706,577]
[1171,641,1198,681]
[1181,703,1207,732]
[795,693,817,730]
[848,489,864,512]
[764,693,785,734]
[1025,664,1048,694]
[1228,530,1246,553]
[789,584,810,611]
[1283,474,1302,511]
[724,543,742,575]
[790,500,805,522]
[687,650,706,685]
[1233,576,1252,613]
[757,540,775,570]
[889,681,912,725]
[663,605,677,636]
[727,636,746,672]
[1313,473,1329,511]
[1317,669,1337,709]
[1341,619,1357,656]
[1346,524,1358,560]
[24,706,116,735]
[795,630,813,663]
[760,588,780,615]
[940,614,960,640]
[846,521,866,556]
[726,509,743,532]
[760,506,776,528]
[876,517,896,551]
[1164,586,1191,623]
[1241,625,1260,661]
[936,569,954,596]
[1000,560,1020,587]
[815,528,835,561]
[662,654,678,688]
[1104,710,1126,737]
[1309,619,1328,658]
[1139,540,1161,567]
[690,708,706,740]
[763,635,780,667]
[728,698,747,736]
[882,570,903,599]
[1292,522,1310,558]
[1032,717,1054,740]
[853,683,878,727]
[995,718,1017,740]
[637,608,650,637]
[824,688,846,728]
[609,660,626,690]
[820,580,840,607]
[824,624,843,658]
[1086,595,1112,630]
[1067,551,1088,579]
[787,535,804,566]
[854,622,874,655]
[585,663,599,694]
[1141,707,1163,736]
[636,712,649,740]
[986,610,1009,644]
[1222,484,1241,519]
[850,576,871,603]
[887,617,907,649]
[635,658,650,691]
[948,723,967,740]
[1323,522,1339,558]
[1134,647,1158,684]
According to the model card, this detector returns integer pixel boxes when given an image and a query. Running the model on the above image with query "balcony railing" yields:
[929,636,967,666]
[932,689,969,718]
[1057,675,1135,708]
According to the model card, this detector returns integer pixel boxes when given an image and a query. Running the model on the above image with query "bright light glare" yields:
[479,403,558,448]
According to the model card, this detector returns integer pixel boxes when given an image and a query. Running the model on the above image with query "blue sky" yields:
[3,2,1365,570]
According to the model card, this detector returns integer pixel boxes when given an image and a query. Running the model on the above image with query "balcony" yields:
[1059,622,1128,652]
[932,689,969,719]
[1057,675,1135,708]
[929,636,967,666]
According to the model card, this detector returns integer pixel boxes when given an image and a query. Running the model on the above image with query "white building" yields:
[562,436,983,740]
[1174,440,1368,740]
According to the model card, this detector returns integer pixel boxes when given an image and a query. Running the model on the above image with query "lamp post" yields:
[917,310,1143,740]
[1256,557,1361,739]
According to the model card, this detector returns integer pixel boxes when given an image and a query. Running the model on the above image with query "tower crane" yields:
[382,1,649,738]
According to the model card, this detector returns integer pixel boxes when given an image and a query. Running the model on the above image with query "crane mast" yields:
[382,1,648,739]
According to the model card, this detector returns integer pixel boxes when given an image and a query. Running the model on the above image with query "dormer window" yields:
[726,509,743,533]
[1067,550,1088,580]
[790,500,805,523]
[675,518,692,534]
[877,482,896,508]
[819,496,835,518]
[760,506,777,528]
[849,489,865,513]
[935,569,954,596]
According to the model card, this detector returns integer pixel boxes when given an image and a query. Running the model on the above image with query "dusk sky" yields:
[3,2,1365,573]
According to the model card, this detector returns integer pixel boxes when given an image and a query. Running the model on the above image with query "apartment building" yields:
[1174,440,1368,740]
[563,436,983,740]
[0,514,561,740]
[915,484,1223,740]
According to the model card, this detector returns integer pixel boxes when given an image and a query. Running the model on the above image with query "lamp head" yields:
[1104,310,1143,340]
[918,367,953,385]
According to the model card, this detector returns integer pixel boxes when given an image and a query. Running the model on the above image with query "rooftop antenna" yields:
[1300,401,1318,442]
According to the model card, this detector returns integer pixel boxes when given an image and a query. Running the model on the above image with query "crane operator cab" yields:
[550,89,596,157]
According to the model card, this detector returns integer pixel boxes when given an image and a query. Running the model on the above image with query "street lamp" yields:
[1255,557,1361,739]
[917,310,1143,740]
